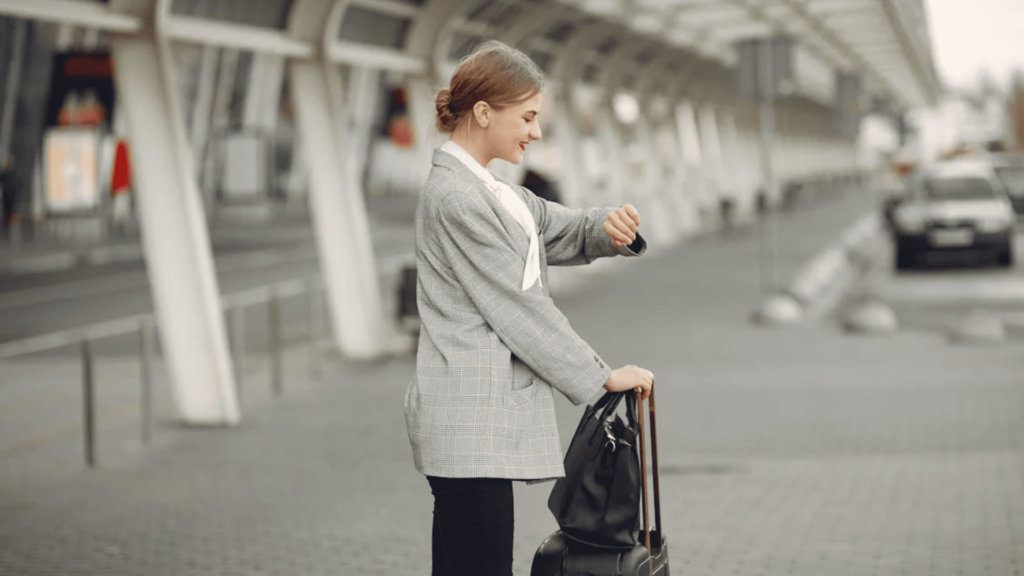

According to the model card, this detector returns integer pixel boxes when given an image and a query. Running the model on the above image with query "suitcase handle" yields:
[635,382,663,554]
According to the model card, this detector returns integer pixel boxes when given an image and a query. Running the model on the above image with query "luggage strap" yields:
[635,383,663,555]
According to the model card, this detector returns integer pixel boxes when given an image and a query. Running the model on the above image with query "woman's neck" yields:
[450,128,491,168]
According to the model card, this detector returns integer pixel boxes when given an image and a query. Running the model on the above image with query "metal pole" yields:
[0,19,26,167]
[139,317,154,446]
[80,339,96,468]
[307,277,321,381]
[268,289,282,396]
[757,39,780,294]
[231,305,246,406]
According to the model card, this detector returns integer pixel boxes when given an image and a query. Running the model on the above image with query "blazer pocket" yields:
[503,379,540,409]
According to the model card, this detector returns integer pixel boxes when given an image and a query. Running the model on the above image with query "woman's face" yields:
[484,91,543,165]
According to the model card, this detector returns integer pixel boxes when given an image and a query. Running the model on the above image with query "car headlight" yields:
[977,215,1013,233]
[893,206,926,233]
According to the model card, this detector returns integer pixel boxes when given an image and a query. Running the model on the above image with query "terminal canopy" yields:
[0,0,941,111]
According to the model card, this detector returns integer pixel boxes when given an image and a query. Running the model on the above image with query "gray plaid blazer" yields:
[404,148,646,480]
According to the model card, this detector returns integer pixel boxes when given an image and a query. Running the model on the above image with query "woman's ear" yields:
[472,101,490,128]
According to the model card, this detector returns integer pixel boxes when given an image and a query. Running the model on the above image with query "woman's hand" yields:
[603,204,641,249]
[604,365,654,400]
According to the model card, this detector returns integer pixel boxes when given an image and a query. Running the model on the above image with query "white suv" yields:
[890,159,1016,270]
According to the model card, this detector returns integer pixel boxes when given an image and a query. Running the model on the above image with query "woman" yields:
[404,40,655,576]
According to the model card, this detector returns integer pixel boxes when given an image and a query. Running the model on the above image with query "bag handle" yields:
[635,382,662,554]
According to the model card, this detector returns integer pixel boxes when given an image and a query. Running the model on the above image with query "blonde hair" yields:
[434,40,545,133]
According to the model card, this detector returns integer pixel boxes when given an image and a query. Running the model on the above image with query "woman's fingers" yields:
[603,219,633,246]
[621,203,641,227]
[605,206,640,246]
[605,365,654,398]
[635,367,654,400]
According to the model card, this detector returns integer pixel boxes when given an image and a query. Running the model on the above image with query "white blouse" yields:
[440,140,541,290]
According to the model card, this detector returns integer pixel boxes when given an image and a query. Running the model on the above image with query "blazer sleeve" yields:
[518,186,647,266]
[433,194,612,405]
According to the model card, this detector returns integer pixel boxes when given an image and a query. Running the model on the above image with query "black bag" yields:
[547,392,642,549]
[533,389,669,575]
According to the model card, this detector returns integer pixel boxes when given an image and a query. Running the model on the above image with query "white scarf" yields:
[441,140,541,290]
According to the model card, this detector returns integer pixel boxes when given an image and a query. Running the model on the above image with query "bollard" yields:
[80,339,96,468]
[307,278,322,381]
[268,289,282,396]
[230,304,246,405]
[138,317,154,446]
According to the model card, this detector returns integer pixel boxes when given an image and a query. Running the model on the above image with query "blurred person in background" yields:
[403,40,655,576]
[0,156,18,237]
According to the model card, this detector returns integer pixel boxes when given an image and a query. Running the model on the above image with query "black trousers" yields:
[427,476,514,576]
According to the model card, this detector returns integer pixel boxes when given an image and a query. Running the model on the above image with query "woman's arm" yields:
[433,194,612,405]
[519,188,646,266]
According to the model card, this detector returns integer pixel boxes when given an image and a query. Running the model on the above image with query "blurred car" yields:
[987,153,1024,215]
[889,159,1016,270]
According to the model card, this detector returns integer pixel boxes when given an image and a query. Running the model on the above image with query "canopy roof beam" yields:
[0,0,141,32]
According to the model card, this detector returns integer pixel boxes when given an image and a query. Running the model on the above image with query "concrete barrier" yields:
[948,311,1005,346]
[842,297,898,335]
[754,213,883,326]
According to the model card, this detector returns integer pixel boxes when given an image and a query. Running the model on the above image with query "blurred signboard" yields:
[832,72,865,137]
[220,132,270,201]
[736,37,794,101]
[43,128,101,214]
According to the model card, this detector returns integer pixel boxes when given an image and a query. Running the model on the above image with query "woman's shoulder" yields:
[423,164,490,215]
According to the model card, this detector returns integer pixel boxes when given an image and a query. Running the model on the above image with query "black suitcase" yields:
[531,388,669,576]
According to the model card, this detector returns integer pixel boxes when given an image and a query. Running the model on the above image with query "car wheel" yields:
[895,246,916,271]
[995,244,1014,267]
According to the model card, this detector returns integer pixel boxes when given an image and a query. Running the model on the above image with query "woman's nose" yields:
[531,123,542,141]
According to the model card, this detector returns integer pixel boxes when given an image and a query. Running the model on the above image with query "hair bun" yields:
[434,87,459,133]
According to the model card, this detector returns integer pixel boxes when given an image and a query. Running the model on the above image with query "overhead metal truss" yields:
[557,0,941,109]
[0,0,940,110]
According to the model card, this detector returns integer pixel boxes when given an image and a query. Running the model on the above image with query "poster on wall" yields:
[45,52,116,129]
[44,128,101,214]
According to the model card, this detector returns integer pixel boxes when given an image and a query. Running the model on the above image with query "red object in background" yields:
[892,161,916,176]
[388,117,415,148]
[63,55,113,78]
[111,139,132,195]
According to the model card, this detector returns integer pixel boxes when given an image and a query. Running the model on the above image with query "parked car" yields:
[889,159,1016,270]
[986,153,1024,215]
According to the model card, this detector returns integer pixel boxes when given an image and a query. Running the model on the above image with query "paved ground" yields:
[2,189,1023,576]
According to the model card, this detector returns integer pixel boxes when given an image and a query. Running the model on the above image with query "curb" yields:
[754,213,883,326]
[2,244,147,275]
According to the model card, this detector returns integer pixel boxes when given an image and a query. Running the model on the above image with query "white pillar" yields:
[110,35,239,425]
[697,104,725,208]
[675,100,704,232]
[547,23,616,208]
[290,60,386,358]
[549,80,591,209]
[596,111,629,206]
[405,74,441,176]
[243,53,285,133]
[719,111,742,199]
[189,46,218,179]
[200,48,239,209]
[633,108,677,246]
[345,66,380,183]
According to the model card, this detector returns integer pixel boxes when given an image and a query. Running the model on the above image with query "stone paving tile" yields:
[3,190,1023,575]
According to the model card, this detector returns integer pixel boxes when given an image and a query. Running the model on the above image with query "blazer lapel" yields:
[432,150,532,255]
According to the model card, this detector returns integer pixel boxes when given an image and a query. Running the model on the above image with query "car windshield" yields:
[994,166,1024,197]
[921,177,994,200]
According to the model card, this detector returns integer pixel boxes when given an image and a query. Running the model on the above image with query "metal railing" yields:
[0,275,328,467]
